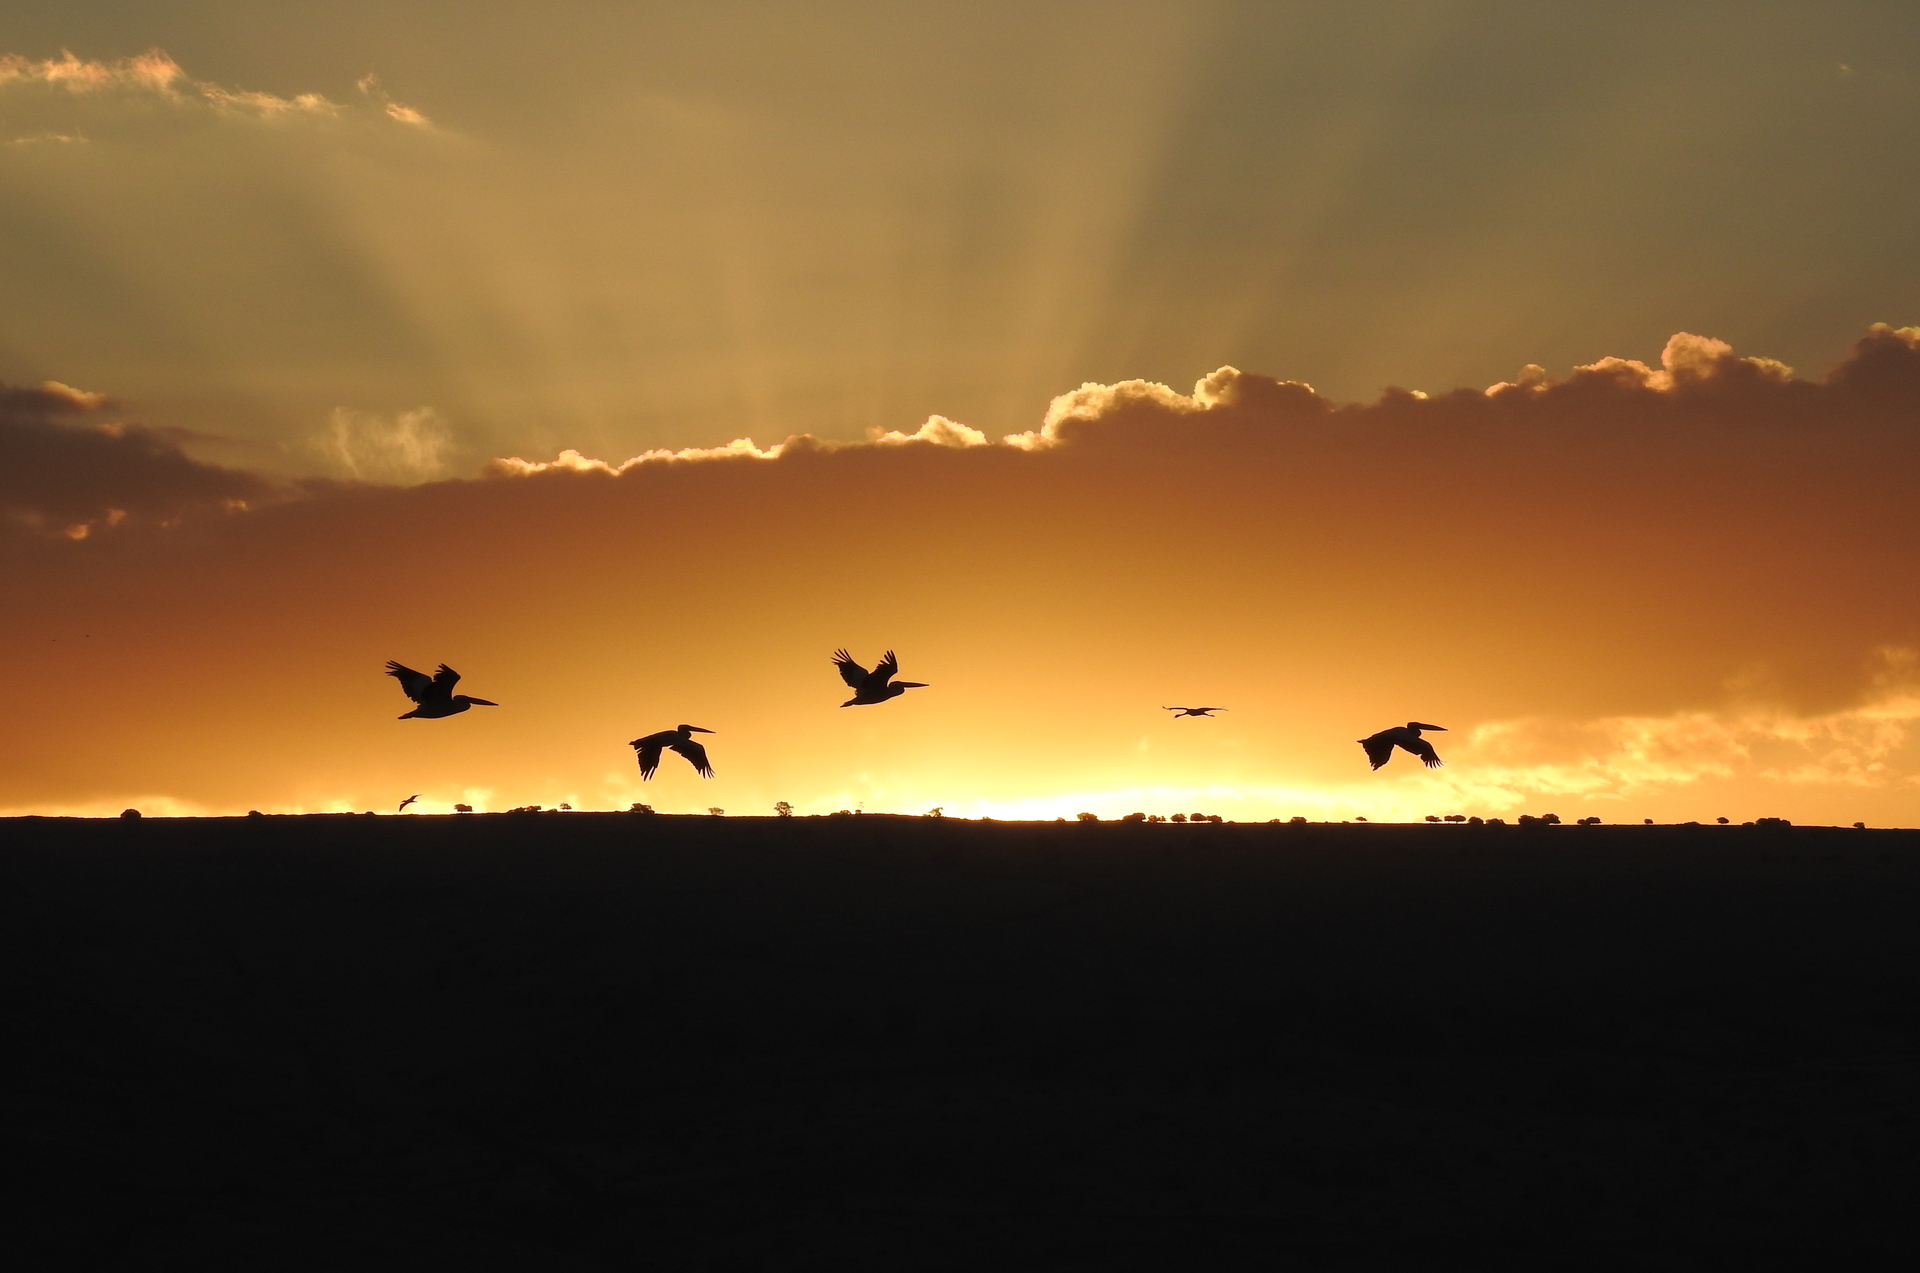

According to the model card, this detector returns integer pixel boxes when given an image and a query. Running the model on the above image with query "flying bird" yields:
[386,661,499,719]
[630,725,715,779]
[1359,722,1447,770]
[1164,706,1227,718]
[832,649,928,707]
[397,794,420,812]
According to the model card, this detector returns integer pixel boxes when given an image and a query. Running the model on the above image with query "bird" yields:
[386,661,500,719]
[630,725,715,779]
[832,649,928,706]
[1164,706,1227,718]
[1359,722,1447,770]
[397,794,420,813]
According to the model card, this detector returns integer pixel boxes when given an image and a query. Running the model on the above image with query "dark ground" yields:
[5,813,1918,1270]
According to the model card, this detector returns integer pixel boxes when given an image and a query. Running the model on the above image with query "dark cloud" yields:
[0,379,276,540]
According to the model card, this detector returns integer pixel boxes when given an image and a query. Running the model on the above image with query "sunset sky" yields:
[9,1,1920,822]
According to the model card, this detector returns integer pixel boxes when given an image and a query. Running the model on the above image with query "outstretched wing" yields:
[669,737,715,778]
[1401,737,1444,768]
[1359,734,1395,770]
[431,664,461,694]
[386,661,434,704]
[634,744,664,779]
[832,649,869,689]
[870,650,900,687]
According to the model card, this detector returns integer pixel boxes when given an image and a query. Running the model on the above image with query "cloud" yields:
[0,380,276,540]
[870,415,990,448]
[311,406,456,485]
[0,49,431,138]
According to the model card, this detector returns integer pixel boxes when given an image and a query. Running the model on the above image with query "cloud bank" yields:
[0,380,274,539]
[11,325,1920,821]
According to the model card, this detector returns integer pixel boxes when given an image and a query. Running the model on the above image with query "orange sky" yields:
[11,327,1920,823]
[11,7,1920,821]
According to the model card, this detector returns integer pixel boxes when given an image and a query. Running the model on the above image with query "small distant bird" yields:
[832,649,928,706]
[386,662,499,719]
[397,794,420,813]
[1164,706,1227,718]
[1359,722,1447,770]
[630,725,715,779]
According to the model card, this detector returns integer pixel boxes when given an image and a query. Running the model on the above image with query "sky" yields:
[8,1,1920,822]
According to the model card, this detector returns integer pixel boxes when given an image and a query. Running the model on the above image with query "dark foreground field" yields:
[6,814,1919,1270]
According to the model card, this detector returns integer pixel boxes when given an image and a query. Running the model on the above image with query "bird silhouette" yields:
[386,662,499,719]
[1359,722,1447,770]
[630,725,715,779]
[1164,706,1227,718]
[832,649,928,706]
[397,794,421,812]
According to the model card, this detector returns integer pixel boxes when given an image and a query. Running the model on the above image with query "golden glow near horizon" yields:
[10,3,1920,823]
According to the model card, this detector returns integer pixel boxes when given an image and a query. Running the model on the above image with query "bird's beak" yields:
[898,682,929,689]
[1415,722,1446,731]
[688,726,715,733]
[468,698,499,706]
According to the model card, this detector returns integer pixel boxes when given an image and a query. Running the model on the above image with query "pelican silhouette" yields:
[832,649,928,707]
[386,662,499,719]
[630,725,715,779]
[397,794,420,812]
[1164,706,1227,718]
[1359,722,1447,770]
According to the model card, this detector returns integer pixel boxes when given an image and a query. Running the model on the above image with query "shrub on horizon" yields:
[1170,814,1187,823]
[1467,816,1483,825]
[774,801,794,817]
[1289,816,1308,825]
[455,804,473,813]
[120,808,140,819]
[1077,812,1099,822]
[1121,812,1146,823]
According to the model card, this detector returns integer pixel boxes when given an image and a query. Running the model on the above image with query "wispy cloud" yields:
[0,48,432,131]
[311,406,455,485]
